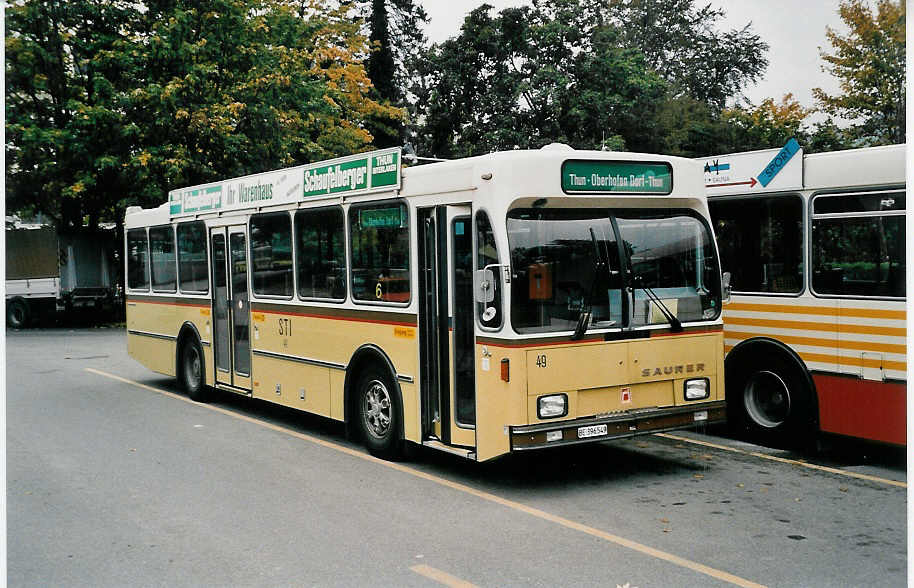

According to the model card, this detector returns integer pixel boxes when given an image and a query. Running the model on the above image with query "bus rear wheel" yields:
[728,353,814,448]
[180,338,209,402]
[356,369,403,459]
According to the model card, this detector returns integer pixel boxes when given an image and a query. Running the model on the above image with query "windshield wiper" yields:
[570,229,601,339]
[631,274,683,332]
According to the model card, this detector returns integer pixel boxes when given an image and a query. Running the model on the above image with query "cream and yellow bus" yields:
[703,143,906,447]
[125,145,726,461]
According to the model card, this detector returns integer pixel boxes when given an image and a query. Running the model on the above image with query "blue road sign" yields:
[757,138,801,187]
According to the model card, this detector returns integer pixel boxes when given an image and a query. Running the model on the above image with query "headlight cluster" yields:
[537,394,567,419]
[684,378,710,400]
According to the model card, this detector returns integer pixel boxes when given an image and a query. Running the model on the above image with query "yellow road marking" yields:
[86,368,765,588]
[655,433,906,489]
[410,564,478,588]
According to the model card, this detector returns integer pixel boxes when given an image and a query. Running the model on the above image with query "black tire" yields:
[727,352,814,448]
[355,368,403,459]
[6,298,30,329]
[180,337,209,402]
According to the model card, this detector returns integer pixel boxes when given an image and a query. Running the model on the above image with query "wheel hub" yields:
[186,346,201,386]
[743,370,791,428]
[363,381,391,438]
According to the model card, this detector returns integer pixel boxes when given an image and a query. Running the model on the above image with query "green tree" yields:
[359,0,428,147]
[812,0,905,145]
[720,94,811,152]
[124,0,403,203]
[6,0,143,230]
[804,118,853,153]
[606,0,769,110]
[652,96,728,157]
[413,0,666,158]
[6,0,404,227]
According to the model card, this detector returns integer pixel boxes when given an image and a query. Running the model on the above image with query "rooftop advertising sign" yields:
[701,139,803,196]
[302,148,400,198]
[168,147,402,217]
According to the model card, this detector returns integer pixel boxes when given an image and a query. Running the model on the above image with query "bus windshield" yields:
[507,208,720,333]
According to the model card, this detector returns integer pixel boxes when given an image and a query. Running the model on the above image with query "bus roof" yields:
[803,144,905,190]
[126,145,707,227]
[699,143,905,197]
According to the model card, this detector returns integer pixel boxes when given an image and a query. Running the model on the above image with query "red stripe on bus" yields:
[479,337,604,349]
[814,374,906,446]
[257,308,417,328]
[650,326,723,337]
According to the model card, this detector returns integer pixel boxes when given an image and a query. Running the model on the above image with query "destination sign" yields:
[562,161,672,194]
[360,206,404,229]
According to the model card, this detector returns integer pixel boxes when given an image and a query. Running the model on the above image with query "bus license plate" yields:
[694,410,708,422]
[577,424,608,439]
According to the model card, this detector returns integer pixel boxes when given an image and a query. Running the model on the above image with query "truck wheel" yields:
[356,369,403,459]
[728,353,814,448]
[180,338,209,402]
[6,298,30,329]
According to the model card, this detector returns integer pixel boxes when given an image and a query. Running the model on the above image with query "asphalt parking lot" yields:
[6,327,906,587]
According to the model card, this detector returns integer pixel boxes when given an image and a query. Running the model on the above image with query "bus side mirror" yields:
[721,271,732,303]
[475,269,496,304]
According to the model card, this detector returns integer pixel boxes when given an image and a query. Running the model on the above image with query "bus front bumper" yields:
[510,401,726,451]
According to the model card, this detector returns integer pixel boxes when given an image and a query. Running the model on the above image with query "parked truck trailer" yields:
[5,223,119,327]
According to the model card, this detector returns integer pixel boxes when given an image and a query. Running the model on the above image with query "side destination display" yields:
[168,147,401,217]
[562,160,672,194]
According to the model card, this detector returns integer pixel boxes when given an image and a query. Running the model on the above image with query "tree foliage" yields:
[721,94,812,152]
[357,0,428,147]
[812,0,906,145]
[412,0,667,158]
[8,0,898,232]
[6,0,403,227]
[605,0,769,110]
[409,0,772,159]
[6,1,143,230]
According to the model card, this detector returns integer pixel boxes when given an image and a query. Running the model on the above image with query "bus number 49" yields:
[536,354,547,368]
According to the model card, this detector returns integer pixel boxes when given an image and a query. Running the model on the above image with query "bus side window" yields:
[149,225,177,293]
[295,207,347,301]
[811,191,906,298]
[709,195,803,294]
[127,228,150,291]
[349,203,410,303]
[250,212,293,298]
[476,211,502,328]
[177,221,209,293]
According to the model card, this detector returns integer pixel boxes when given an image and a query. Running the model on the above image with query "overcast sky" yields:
[422,1,854,120]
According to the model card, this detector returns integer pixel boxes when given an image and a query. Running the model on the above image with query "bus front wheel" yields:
[180,337,209,402]
[356,369,403,459]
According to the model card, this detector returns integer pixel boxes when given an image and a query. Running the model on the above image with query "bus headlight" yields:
[538,394,568,419]
[684,378,710,400]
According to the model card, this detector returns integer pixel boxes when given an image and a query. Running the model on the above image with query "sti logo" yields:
[704,160,730,175]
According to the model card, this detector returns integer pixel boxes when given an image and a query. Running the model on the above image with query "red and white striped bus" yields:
[703,144,906,447]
